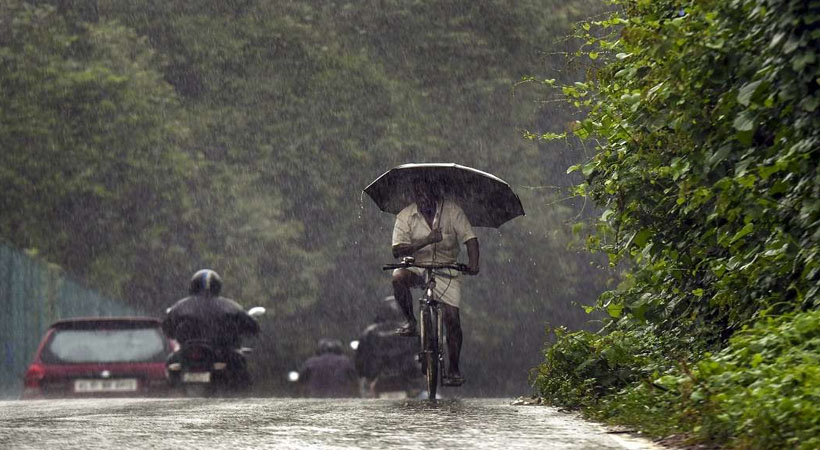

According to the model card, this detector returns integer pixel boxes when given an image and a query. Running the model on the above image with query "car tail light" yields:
[22,363,46,399]
[24,363,46,388]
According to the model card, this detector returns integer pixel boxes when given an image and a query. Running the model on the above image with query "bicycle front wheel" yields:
[421,306,438,400]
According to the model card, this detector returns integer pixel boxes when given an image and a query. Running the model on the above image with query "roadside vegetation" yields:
[533,0,819,447]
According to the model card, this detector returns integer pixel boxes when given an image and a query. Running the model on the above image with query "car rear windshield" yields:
[43,327,167,363]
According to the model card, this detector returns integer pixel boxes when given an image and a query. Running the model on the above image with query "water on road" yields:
[0,398,659,449]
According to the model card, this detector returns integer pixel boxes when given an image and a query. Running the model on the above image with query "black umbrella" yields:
[363,163,525,228]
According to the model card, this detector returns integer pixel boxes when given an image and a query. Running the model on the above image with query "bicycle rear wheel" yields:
[421,306,438,400]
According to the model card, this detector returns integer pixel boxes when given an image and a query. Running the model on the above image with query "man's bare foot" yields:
[395,321,418,337]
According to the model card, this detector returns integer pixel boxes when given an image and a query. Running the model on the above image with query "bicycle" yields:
[383,257,469,400]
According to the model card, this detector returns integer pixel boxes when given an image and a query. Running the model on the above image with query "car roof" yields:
[49,317,163,330]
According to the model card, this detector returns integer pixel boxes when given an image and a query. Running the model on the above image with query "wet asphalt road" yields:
[0,398,660,449]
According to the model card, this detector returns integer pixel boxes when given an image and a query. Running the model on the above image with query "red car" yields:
[21,317,175,399]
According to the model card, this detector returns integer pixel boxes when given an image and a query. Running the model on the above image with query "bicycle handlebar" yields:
[382,262,469,272]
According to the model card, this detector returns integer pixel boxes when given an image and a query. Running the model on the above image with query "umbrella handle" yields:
[431,202,442,229]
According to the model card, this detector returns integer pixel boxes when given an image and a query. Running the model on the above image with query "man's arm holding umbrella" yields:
[391,213,442,258]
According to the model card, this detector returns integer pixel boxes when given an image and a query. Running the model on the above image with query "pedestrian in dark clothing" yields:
[298,339,359,398]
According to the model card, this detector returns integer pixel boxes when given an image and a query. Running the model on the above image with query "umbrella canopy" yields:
[363,163,525,228]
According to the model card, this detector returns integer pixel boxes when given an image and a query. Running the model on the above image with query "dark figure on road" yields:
[391,178,479,386]
[355,296,422,398]
[162,269,259,386]
[298,339,359,398]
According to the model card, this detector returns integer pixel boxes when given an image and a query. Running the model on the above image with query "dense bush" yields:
[534,0,820,446]
[691,311,820,449]
[558,0,820,340]
[534,326,683,406]
[537,311,820,448]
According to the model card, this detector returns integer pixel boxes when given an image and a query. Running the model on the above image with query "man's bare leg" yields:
[392,269,418,336]
[443,304,464,385]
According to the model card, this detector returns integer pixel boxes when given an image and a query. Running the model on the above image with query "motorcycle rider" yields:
[355,296,422,398]
[163,269,260,389]
[297,338,359,398]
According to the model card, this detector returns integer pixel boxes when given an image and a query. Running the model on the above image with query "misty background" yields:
[1,0,611,396]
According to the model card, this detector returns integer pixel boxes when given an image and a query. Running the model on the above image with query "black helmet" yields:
[318,338,343,355]
[189,269,222,296]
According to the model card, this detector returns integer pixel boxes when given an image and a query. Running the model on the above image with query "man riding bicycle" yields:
[391,177,479,386]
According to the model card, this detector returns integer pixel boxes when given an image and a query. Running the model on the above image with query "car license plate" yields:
[74,378,138,393]
[183,372,211,383]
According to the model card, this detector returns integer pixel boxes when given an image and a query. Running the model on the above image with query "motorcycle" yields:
[166,306,265,397]
[351,334,425,399]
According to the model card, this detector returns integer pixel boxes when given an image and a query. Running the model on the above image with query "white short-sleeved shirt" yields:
[391,200,476,307]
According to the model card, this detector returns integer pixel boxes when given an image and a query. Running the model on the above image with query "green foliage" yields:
[538,312,820,448]
[2,0,604,394]
[691,311,820,449]
[534,325,689,406]
[0,0,193,297]
[535,0,820,445]
[543,0,819,338]
[534,327,647,406]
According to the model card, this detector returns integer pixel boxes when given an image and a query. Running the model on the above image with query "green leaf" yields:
[632,229,652,248]
[572,222,585,234]
[736,174,757,189]
[737,80,763,107]
[631,303,648,321]
[733,110,756,131]
[800,95,819,112]
[541,133,567,141]
[730,222,755,243]
[581,160,597,176]
[757,164,780,180]
[705,38,725,49]
[707,146,732,168]
[541,132,566,140]
[793,51,816,71]
[607,303,623,318]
